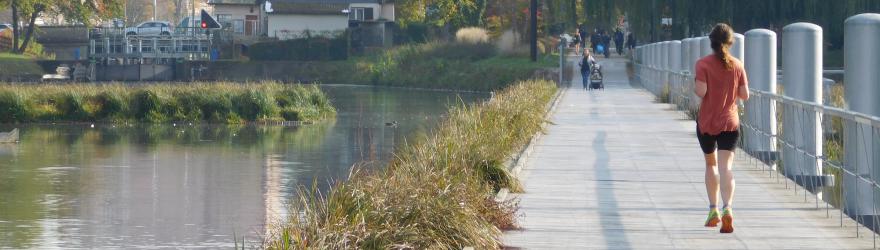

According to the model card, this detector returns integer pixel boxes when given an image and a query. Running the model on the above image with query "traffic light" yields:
[200,10,221,29]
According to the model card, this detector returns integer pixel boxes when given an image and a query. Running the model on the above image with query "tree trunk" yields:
[18,7,42,55]
[11,0,19,53]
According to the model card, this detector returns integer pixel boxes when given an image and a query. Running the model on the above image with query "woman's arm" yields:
[695,80,708,98]
[738,81,750,100]
[737,68,750,100]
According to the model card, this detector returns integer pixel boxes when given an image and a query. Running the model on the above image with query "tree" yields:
[0,0,122,54]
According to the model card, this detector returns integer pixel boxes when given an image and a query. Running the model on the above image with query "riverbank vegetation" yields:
[210,40,558,92]
[263,79,557,249]
[0,82,335,124]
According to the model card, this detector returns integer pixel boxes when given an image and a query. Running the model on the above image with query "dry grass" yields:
[263,79,558,249]
[456,27,491,44]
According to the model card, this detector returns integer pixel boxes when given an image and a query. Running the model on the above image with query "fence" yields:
[633,13,880,245]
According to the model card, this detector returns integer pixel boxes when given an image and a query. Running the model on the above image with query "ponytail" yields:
[709,23,735,70]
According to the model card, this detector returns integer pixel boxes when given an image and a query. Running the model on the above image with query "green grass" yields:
[0,53,44,78]
[0,81,336,124]
[263,79,558,249]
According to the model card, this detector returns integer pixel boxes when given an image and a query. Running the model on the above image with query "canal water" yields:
[0,85,486,249]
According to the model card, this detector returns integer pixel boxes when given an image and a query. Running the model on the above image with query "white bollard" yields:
[700,36,712,57]
[732,33,745,62]
[744,29,778,169]
[668,40,682,102]
[843,13,880,221]
[652,43,660,93]
[781,22,824,191]
[656,41,672,96]
[679,39,690,73]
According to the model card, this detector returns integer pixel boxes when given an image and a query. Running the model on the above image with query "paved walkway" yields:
[503,56,876,249]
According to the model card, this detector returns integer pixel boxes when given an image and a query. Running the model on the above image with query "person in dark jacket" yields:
[626,32,636,52]
[614,29,625,55]
[601,31,612,58]
[591,29,601,53]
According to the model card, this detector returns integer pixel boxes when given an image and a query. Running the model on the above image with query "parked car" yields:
[125,21,173,36]
[0,24,12,32]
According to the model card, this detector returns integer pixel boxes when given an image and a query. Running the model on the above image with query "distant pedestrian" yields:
[578,24,588,52]
[579,49,597,90]
[601,31,611,58]
[626,33,636,52]
[694,23,749,234]
[614,29,624,55]
[591,29,601,53]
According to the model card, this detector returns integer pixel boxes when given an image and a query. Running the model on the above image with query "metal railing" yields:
[634,60,880,245]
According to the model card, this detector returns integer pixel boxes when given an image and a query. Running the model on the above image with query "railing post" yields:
[744,29,778,169]
[781,22,824,193]
[655,41,672,97]
[680,38,693,111]
[843,13,880,223]
[668,40,681,103]
[648,43,660,93]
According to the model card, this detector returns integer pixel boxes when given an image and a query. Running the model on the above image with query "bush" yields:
[233,89,277,121]
[456,27,490,44]
[52,92,88,120]
[93,91,127,120]
[131,89,162,121]
[0,91,27,123]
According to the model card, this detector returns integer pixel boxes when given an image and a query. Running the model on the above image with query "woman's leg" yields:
[717,149,736,207]
[704,152,720,207]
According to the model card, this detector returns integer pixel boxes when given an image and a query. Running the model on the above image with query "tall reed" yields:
[264,79,557,249]
[0,81,335,124]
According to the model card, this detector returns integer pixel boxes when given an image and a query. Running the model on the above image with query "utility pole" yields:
[530,0,538,62]
[154,0,158,20]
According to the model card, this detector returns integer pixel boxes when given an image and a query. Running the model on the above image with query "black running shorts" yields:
[696,125,739,154]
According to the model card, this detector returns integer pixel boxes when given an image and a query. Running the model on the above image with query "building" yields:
[208,0,267,38]
[208,0,393,46]
[269,0,394,40]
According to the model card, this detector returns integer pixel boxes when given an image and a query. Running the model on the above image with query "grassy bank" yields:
[0,53,44,80]
[263,79,557,249]
[209,42,558,92]
[0,81,335,124]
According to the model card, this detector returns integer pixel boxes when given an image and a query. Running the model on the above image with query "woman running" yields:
[694,23,749,234]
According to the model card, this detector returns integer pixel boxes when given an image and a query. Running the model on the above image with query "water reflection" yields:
[0,86,485,248]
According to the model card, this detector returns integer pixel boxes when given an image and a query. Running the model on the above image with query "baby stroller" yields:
[588,62,604,91]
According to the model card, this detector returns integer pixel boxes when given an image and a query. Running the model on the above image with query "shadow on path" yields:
[593,131,632,248]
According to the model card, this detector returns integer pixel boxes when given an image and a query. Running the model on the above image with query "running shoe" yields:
[704,209,720,227]
[720,208,734,233]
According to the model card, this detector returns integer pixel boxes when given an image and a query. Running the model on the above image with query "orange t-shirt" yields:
[695,55,748,135]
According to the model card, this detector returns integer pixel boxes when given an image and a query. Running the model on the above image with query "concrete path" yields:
[502,56,876,249]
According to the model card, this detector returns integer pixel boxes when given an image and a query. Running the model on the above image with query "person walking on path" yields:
[579,49,597,90]
[694,23,749,234]
[626,32,636,53]
[614,29,625,56]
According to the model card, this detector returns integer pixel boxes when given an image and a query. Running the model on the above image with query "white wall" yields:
[268,14,348,39]
[380,3,394,21]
